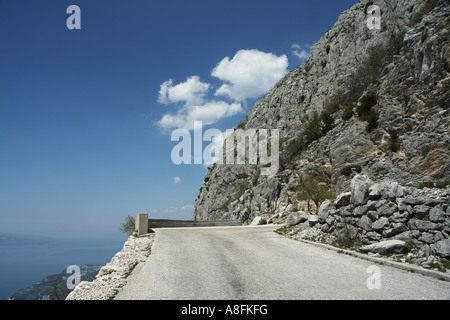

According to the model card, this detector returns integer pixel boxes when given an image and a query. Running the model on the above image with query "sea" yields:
[0,233,128,300]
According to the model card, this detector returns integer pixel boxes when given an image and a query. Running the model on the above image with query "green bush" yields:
[304,111,323,146]
[340,165,362,176]
[409,0,439,27]
[303,110,335,147]
[296,175,334,214]
[342,104,355,121]
[356,94,379,132]
[321,112,335,134]
[340,166,352,176]
[120,215,136,236]
[343,32,405,107]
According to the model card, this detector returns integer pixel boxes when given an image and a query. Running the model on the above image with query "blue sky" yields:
[0,0,357,239]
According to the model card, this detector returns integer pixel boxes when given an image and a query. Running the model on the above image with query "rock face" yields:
[66,234,154,300]
[193,0,450,223]
[317,174,450,257]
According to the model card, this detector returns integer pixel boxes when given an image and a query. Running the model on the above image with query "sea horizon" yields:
[0,233,128,300]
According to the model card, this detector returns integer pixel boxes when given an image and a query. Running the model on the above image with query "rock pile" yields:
[66,233,155,300]
[316,175,450,257]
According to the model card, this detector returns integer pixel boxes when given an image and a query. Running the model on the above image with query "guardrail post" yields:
[135,213,149,236]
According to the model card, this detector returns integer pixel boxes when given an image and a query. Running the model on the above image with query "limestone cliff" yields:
[193,0,450,222]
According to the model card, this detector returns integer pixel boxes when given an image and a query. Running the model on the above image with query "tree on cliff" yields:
[120,215,135,236]
[296,175,333,214]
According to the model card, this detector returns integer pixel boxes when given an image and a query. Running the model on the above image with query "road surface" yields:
[115,225,450,300]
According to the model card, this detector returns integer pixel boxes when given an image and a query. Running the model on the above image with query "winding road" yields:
[114,225,450,300]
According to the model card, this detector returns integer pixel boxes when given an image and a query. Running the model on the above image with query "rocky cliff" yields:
[193,0,450,222]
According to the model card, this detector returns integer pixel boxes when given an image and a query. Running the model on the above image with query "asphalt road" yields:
[114,225,450,300]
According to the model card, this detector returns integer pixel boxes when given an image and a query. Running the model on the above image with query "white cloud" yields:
[158,76,210,105]
[156,49,287,132]
[157,100,243,131]
[181,205,194,211]
[291,43,313,63]
[163,206,179,214]
[156,204,194,219]
[211,49,288,101]
[174,176,181,184]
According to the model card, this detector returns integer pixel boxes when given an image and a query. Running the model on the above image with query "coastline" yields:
[66,233,155,300]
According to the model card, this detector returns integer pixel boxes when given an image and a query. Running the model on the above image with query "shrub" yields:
[296,175,333,214]
[280,134,306,166]
[236,119,247,130]
[409,0,439,27]
[356,93,379,132]
[303,110,336,147]
[340,165,362,176]
[342,104,355,121]
[120,215,136,236]
[304,111,323,146]
[219,181,248,211]
[390,140,400,152]
[340,166,352,176]
[320,111,335,135]
[343,32,405,106]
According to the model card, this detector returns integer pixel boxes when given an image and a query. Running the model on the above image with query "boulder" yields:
[317,200,334,223]
[334,192,351,208]
[308,215,319,226]
[431,239,450,258]
[357,215,373,231]
[368,181,399,200]
[350,175,373,206]
[250,216,266,225]
[377,201,398,217]
[359,240,407,255]
[412,220,438,232]
[372,217,390,231]
[429,206,445,222]
[413,205,430,219]
[286,211,308,227]
[367,210,379,222]
[353,205,369,216]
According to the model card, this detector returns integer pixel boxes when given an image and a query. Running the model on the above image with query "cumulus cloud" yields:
[211,49,288,101]
[158,76,210,105]
[156,49,288,132]
[156,100,243,131]
[291,43,313,63]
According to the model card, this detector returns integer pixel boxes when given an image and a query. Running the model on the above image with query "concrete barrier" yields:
[135,213,149,236]
[134,213,241,235]
[148,218,241,229]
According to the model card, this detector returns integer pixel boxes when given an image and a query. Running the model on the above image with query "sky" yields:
[0,0,358,240]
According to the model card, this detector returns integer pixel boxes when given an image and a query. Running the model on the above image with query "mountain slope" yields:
[193,0,450,222]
